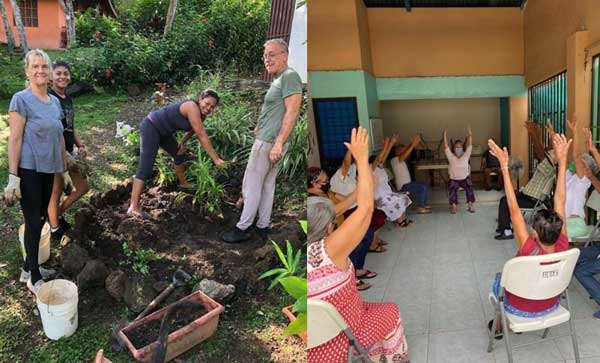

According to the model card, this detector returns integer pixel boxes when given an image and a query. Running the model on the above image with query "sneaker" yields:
[50,225,66,241]
[221,226,251,243]
[58,216,71,231]
[254,226,269,240]
[494,233,514,240]
[27,278,45,295]
[20,266,57,283]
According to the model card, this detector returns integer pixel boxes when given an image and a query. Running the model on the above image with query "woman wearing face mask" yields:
[444,126,475,214]
[128,89,226,219]
[307,167,377,290]
[4,49,74,295]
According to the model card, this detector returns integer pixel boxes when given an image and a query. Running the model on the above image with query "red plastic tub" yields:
[118,290,224,362]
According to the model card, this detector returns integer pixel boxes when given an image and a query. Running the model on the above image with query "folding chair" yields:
[570,190,600,247]
[308,298,374,363]
[486,249,581,363]
[521,176,555,225]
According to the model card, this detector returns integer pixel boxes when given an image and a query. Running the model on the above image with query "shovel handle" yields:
[135,284,175,321]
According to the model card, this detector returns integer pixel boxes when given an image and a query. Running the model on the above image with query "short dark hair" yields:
[199,89,219,105]
[52,60,71,72]
[532,209,564,245]
[307,167,322,188]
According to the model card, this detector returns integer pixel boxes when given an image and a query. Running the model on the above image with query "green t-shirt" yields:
[256,67,302,143]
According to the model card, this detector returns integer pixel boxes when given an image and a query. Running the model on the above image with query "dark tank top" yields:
[148,100,197,136]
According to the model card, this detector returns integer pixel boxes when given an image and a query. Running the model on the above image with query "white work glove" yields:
[4,174,21,206]
[62,171,74,196]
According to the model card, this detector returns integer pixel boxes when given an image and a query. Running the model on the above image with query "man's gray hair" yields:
[264,38,289,53]
[307,196,336,243]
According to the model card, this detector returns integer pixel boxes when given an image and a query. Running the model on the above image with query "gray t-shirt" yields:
[256,67,302,143]
[9,89,65,173]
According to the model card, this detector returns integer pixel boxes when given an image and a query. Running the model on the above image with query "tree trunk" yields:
[0,0,16,53]
[163,0,178,37]
[58,0,76,47]
[8,0,28,52]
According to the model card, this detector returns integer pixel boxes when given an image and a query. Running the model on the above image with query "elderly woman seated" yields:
[308,128,409,363]
[444,126,475,214]
[487,134,571,339]
[308,166,377,291]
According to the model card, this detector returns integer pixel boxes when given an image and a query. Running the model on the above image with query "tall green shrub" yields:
[75,9,121,46]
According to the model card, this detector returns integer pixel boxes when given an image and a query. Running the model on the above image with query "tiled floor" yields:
[361,201,600,363]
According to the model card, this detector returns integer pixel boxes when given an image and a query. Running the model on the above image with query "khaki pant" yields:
[237,139,287,230]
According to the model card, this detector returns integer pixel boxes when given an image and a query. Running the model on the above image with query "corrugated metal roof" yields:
[364,0,523,8]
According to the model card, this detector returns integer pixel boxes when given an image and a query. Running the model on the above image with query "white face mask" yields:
[455,147,464,155]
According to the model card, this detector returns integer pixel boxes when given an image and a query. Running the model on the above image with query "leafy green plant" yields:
[155,152,176,187]
[278,276,307,336]
[122,242,159,275]
[75,9,121,46]
[258,240,302,290]
[186,148,224,214]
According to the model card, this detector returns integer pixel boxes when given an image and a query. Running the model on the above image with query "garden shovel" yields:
[110,268,192,352]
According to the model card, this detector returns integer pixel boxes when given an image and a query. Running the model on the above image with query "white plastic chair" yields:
[570,190,600,247]
[308,298,374,363]
[521,176,555,225]
[487,249,581,363]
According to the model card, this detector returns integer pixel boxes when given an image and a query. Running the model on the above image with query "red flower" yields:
[105,69,112,79]
[95,31,101,39]
[208,39,214,46]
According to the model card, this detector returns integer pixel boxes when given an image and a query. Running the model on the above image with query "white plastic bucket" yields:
[19,223,51,264]
[36,279,79,340]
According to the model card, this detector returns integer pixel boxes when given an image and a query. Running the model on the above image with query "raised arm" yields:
[327,127,374,269]
[584,127,600,169]
[443,128,449,150]
[371,137,391,170]
[396,134,421,162]
[488,139,529,248]
[526,121,546,162]
[551,134,571,236]
[567,114,584,177]
[340,149,352,177]
[333,190,357,216]
[465,125,472,147]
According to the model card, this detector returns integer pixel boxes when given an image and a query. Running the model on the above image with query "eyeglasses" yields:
[261,51,285,61]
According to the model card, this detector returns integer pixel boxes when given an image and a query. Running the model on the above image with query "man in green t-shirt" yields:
[222,39,303,243]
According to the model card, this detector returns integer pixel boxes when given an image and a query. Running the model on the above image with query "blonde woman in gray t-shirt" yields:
[4,49,74,295]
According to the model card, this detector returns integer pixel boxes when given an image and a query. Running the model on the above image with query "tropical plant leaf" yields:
[278,276,307,300]
[272,241,289,270]
[258,268,287,280]
[298,220,307,234]
[293,294,307,314]
[284,312,307,336]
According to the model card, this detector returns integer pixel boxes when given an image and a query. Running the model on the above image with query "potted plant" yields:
[259,221,307,343]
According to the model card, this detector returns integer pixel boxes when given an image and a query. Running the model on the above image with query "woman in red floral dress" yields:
[307,127,409,363]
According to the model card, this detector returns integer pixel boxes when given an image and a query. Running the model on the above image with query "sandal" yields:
[356,270,378,279]
[356,280,371,291]
[368,245,387,253]
[379,240,389,246]
[488,320,503,340]
[417,208,432,215]
[397,219,414,228]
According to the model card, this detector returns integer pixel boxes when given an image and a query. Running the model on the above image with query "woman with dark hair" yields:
[444,126,475,213]
[4,49,73,295]
[307,166,377,290]
[47,61,90,240]
[307,127,409,363]
[128,89,226,218]
[487,134,571,339]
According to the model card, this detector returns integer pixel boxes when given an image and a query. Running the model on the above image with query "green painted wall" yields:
[376,75,527,100]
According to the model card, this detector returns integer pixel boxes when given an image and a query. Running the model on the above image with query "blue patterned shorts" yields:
[492,272,560,318]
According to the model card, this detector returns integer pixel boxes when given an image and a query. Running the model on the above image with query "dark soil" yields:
[125,304,208,349]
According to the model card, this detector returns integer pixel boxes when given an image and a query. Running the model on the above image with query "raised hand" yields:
[584,127,595,152]
[487,139,509,168]
[391,133,399,145]
[467,125,472,136]
[344,127,369,165]
[552,133,572,164]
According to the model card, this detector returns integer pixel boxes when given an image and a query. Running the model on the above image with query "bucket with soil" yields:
[118,290,224,362]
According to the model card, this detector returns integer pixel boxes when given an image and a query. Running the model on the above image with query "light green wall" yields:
[376,75,527,100]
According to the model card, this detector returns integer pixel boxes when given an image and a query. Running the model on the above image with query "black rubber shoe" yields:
[222,226,251,243]
[59,216,71,231]
[494,233,514,240]
[254,226,269,241]
[51,225,65,241]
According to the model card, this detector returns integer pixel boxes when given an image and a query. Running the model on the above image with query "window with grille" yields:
[527,72,567,175]
[13,0,38,28]
[313,98,359,174]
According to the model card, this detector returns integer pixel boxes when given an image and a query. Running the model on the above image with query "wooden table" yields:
[414,159,449,187]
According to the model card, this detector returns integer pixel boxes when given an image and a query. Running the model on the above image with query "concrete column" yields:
[566,30,590,156]
[509,96,529,186]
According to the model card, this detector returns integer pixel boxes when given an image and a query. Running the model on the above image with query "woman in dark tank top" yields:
[127,89,226,219]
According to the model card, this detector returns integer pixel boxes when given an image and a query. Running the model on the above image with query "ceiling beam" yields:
[403,0,411,12]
